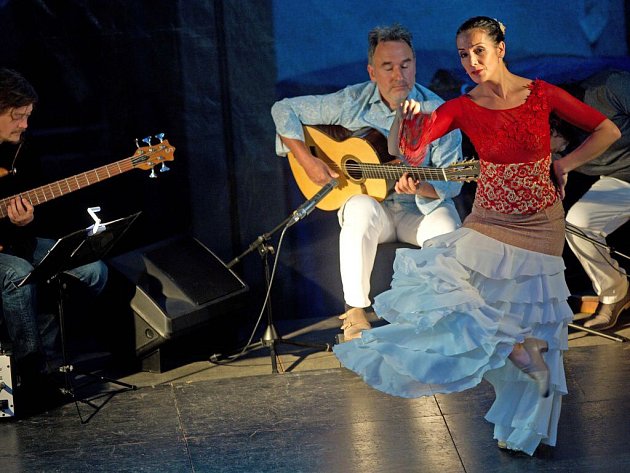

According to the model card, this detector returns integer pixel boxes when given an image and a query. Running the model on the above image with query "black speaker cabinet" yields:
[108,235,248,372]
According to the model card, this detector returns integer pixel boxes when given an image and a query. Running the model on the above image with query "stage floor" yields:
[2,314,630,473]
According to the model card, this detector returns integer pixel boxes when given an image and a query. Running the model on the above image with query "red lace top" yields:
[400,80,607,214]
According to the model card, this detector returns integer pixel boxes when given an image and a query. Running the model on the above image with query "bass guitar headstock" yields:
[132,133,176,177]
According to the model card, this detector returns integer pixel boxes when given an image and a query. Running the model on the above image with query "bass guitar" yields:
[0,137,175,219]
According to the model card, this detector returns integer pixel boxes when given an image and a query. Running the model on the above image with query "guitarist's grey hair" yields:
[368,24,415,65]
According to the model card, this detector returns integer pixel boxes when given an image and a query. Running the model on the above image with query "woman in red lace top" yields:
[334,16,620,456]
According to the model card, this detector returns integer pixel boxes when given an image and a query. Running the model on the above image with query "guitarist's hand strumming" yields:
[303,155,339,187]
[279,134,339,186]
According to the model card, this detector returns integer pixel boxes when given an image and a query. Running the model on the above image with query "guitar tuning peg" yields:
[155,133,165,143]
[160,162,170,173]
[142,136,152,146]
[149,167,158,178]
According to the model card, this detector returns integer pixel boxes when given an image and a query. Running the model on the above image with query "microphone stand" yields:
[565,222,629,343]
[227,183,336,374]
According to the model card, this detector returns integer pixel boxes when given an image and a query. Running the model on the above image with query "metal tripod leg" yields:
[568,322,627,343]
[258,242,332,374]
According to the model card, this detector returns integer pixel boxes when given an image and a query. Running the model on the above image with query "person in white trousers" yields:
[553,70,630,330]
[271,24,463,340]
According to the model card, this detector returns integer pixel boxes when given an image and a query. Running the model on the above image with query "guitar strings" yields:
[339,161,478,181]
[0,144,169,218]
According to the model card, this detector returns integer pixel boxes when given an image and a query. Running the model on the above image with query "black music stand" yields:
[18,212,141,422]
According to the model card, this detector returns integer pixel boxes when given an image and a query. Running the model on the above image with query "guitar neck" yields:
[354,162,452,181]
[0,156,136,219]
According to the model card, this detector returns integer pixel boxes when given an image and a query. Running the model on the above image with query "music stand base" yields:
[64,369,137,392]
[59,366,137,423]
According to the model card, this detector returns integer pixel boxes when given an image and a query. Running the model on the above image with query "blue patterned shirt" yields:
[271,81,463,215]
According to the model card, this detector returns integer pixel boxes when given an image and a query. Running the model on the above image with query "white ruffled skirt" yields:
[333,227,573,455]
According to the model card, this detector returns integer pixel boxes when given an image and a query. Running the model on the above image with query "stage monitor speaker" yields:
[108,235,248,371]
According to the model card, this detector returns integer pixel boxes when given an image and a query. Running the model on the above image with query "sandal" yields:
[338,307,371,341]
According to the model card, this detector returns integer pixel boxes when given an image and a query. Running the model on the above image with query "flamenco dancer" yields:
[334,16,620,455]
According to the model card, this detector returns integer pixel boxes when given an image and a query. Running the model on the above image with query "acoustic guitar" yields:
[0,137,175,219]
[287,125,478,211]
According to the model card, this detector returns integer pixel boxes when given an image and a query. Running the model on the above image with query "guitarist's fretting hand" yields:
[394,173,439,199]
[7,196,34,226]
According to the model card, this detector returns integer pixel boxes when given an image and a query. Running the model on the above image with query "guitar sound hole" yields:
[343,158,363,181]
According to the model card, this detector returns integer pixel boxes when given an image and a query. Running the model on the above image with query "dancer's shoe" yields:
[510,338,550,398]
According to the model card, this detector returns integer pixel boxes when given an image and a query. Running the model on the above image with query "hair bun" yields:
[494,18,507,34]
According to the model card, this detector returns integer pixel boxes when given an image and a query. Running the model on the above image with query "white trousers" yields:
[565,176,630,303]
[337,194,461,308]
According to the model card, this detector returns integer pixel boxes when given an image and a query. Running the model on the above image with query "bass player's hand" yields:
[7,196,34,226]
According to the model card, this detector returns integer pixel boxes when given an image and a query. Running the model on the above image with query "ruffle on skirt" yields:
[333,227,574,455]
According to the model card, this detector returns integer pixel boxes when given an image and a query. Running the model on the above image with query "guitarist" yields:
[0,68,108,414]
[271,24,464,341]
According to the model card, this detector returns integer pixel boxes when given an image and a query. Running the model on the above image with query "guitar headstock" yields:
[445,159,479,182]
[132,135,176,173]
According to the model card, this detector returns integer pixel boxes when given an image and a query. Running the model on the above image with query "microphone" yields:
[290,178,338,224]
